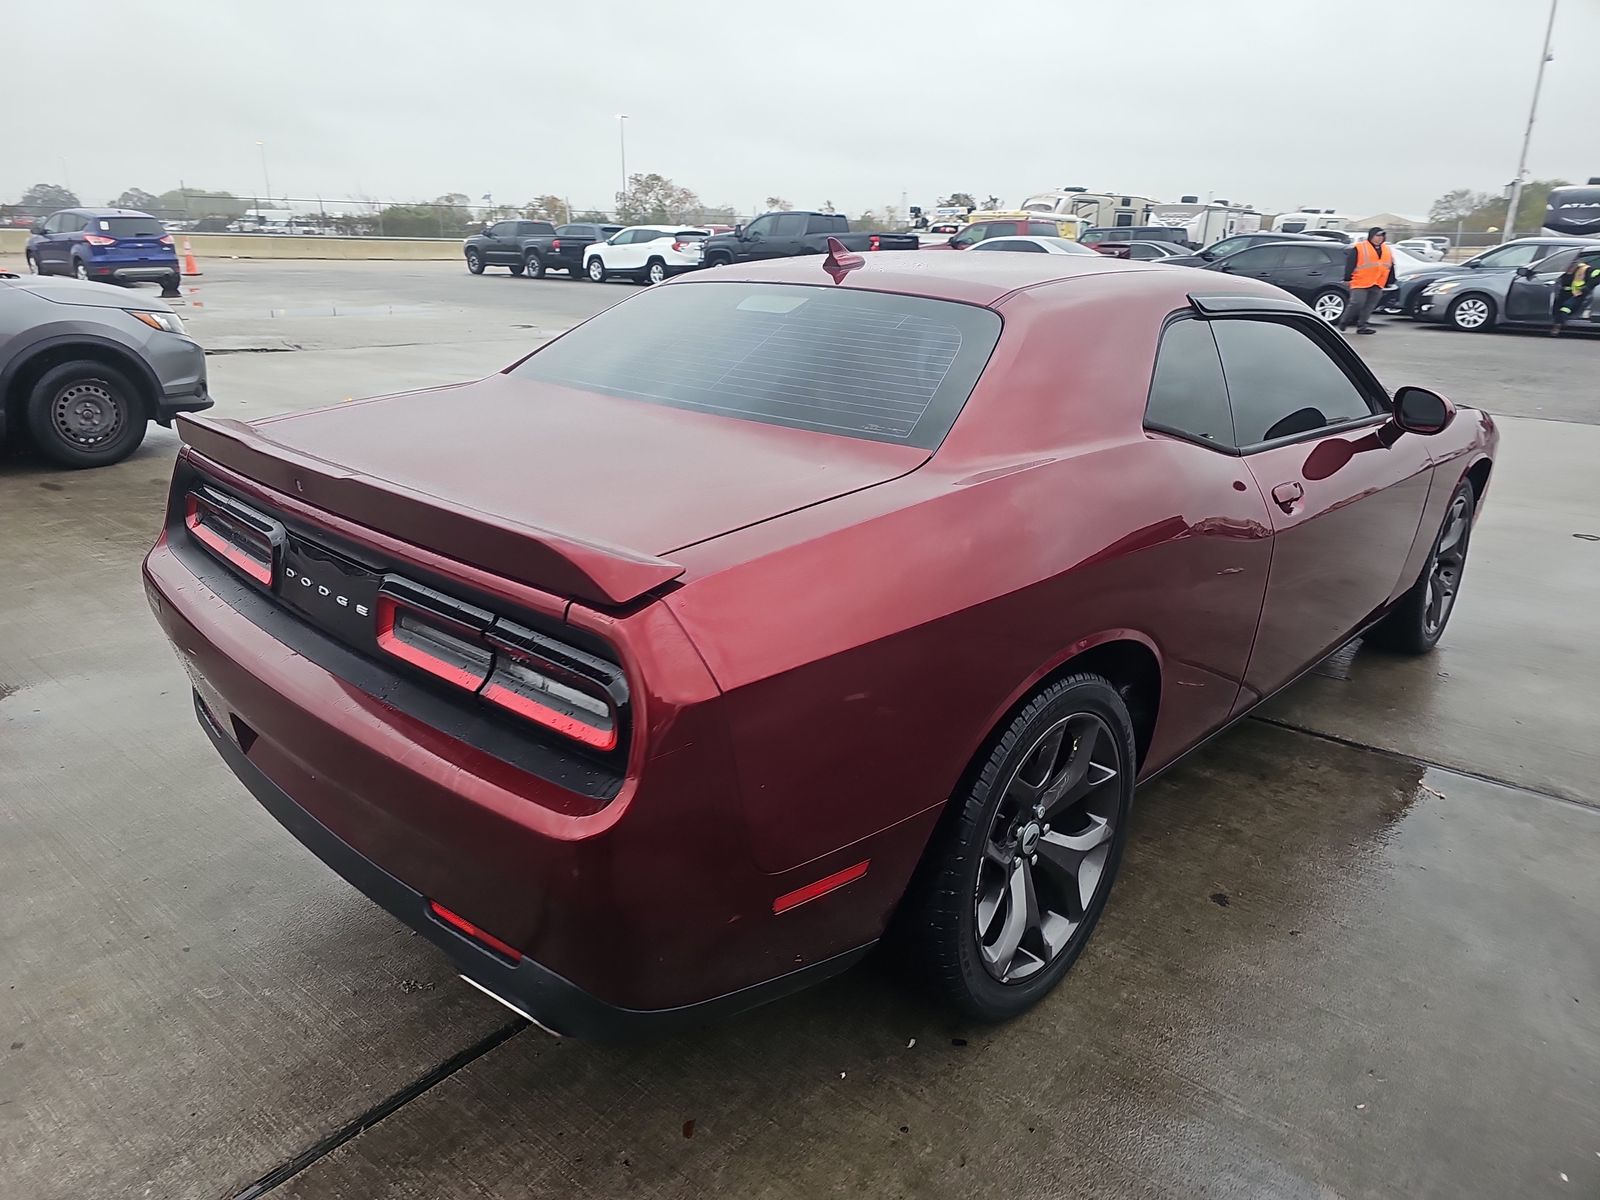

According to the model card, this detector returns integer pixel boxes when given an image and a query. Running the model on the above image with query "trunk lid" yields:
[180,373,927,606]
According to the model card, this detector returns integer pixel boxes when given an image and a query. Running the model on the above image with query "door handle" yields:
[1271,481,1304,512]
[1306,270,1324,277]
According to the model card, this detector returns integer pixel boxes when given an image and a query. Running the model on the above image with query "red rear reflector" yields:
[428,900,522,962]
[374,595,492,692]
[772,860,870,914]
[83,234,116,246]
[869,234,880,251]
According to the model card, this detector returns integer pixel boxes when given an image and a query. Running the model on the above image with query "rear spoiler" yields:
[176,415,685,608]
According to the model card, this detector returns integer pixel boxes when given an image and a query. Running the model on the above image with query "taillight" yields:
[671,240,682,252]
[374,581,493,692]
[159,234,174,246]
[83,234,116,247]
[428,900,522,962]
[550,238,561,250]
[184,491,280,586]
[869,234,881,251]
[481,622,624,751]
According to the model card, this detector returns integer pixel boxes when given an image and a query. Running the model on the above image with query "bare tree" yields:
[764,195,792,211]
[617,174,704,224]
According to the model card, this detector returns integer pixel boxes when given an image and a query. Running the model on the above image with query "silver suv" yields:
[0,275,210,468]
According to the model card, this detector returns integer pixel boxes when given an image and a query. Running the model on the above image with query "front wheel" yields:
[25,361,147,468]
[901,673,1135,1022]
[645,259,668,285]
[1367,479,1475,654]
[586,256,607,282]
[1311,289,1346,324]
[465,249,484,275]
[1447,294,1495,332]
[26,252,41,275]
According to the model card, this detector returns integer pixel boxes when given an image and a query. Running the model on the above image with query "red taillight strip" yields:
[184,495,273,585]
[772,860,871,915]
[374,595,489,692]
[428,900,522,962]
[480,680,617,750]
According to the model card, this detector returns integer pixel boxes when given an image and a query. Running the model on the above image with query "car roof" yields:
[72,207,160,218]
[680,250,1284,310]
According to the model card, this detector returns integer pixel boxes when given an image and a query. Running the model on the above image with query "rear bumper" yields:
[194,694,868,1038]
[83,257,180,280]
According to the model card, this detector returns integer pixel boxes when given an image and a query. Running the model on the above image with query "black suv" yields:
[1193,240,1354,324]
[1161,231,1327,267]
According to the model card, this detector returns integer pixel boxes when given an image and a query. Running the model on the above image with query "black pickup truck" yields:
[463,220,622,278]
[699,212,920,267]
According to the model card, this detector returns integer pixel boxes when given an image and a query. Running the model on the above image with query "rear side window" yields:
[97,216,164,237]
[806,214,847,234]
[510,282,1002,448]
[772,214,809,236]
[1212,319,1378,445]
[1145,318,1234,446]
[1280,245,1336,268]
[1224,246,1285,271]
[1027,221,1059,236]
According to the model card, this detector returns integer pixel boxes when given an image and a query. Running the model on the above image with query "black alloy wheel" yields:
[902,673,1135,1021]
[1368,479,1475,653]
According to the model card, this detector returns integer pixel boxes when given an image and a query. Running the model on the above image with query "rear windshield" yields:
[95,216,164,237]
[510,282,1001,447]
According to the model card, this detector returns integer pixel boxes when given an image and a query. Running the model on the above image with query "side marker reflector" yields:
[772,860,870,915]
[428,900,523,962]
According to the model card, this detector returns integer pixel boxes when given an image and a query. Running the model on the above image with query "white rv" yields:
[1271,208,1358,234]
[1020,188,1158,229]
[1150,198,1262,248]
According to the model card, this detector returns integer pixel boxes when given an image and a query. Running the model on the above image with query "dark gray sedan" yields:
[0,276,210,467]
[1416,245,1600,332]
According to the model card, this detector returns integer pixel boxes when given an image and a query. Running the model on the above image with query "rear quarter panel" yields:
[668,277,1276,875]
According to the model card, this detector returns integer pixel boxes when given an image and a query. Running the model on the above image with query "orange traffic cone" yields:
[181,237,202,277]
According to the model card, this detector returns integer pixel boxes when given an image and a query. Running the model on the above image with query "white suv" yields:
[584,226,709,285]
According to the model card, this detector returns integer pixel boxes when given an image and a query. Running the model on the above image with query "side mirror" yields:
[733,224,745,239]
[1392,386,1455,436]
[1515,265,1536,279]
[947,235,959,247]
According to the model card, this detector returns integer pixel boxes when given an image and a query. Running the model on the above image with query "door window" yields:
[1468,243,1541,269]
[1213,319,1380,446]
[1220,246,1285,273]
[806,214,847,234]
[1280,245,1337,269]
[1144,318,1235,446]
[487,221,516,238]
[743,215,776,239]
[772,214,809,236]
[1027,221,1060,237]
[1531,249,1577,277]
[1114,212,1135,227]
[42,214,64,233]
[951,223,997,248]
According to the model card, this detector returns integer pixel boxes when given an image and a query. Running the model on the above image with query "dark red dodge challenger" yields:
[144,247,1496,1036]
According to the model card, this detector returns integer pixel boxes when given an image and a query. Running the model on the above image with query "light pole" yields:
[256,139,273,207]
[616,114,629,217]
[1503,0,1558,242]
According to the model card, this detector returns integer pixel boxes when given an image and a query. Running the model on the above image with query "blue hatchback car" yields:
[26,208,182,296]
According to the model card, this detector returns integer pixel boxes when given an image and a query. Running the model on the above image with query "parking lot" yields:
[3,260,1598,1199]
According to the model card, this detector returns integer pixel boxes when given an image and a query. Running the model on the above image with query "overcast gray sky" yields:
[8,0,1596,218]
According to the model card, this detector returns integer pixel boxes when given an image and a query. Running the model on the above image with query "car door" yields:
[739,214,779,259]
[32,213,62,269]
[1213,316,1434,705]
[1273,244,1343,302]
[761,213,809,258]
[1138,315,1275,750]
[1213,245,1287,286]
[484,221,517,264]
[612,229,651,271]
[1503,248,1576,323]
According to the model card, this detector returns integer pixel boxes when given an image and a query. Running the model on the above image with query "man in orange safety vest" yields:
[1340,227,1396,334]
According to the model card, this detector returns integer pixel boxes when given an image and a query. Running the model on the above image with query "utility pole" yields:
[1503,0,1558,242]
[617,114,629,218]
[256,140,273,208]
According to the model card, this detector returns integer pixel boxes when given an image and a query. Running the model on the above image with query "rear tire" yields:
[900,673,1135,1022]
[1367,479,1475,654]
[587,256,607,282]
[524,251,545,279]
[645,258,668,285]
[74,260,92,281]
[465,249,484,275]
[1311,289,1346,324]
[25,360,147,469]
[1447,294,1495,332]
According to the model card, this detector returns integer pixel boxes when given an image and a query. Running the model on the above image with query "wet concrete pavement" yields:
[2,262,1597,1199]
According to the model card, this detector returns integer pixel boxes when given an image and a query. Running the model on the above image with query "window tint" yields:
[1145,318,1234,446]
[772,214,809,236]
[1222,246,1285,271]
[1027,221,1059,237]
[744,215,775,238]
[95,216,164,237]
[555,225,581,236]
[1533,249,1577,276]
[1126,243,1161,260]
[807,214,846,234]
[488,221,515,237]
[1280,245,1338,268]
[1472,244,1540,268]
[510,282,1002,448]
[1213,320,1377,446]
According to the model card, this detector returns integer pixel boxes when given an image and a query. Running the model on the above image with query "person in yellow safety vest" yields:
[1551,250,1600,336]
[1340,227,1396,334]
